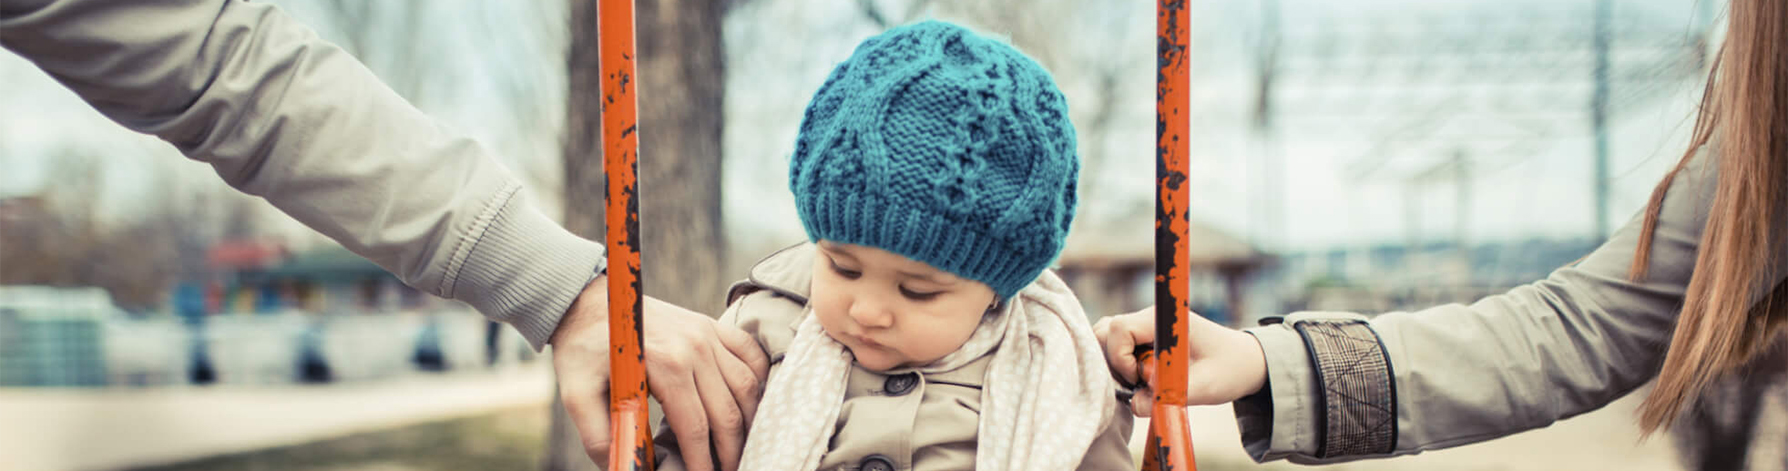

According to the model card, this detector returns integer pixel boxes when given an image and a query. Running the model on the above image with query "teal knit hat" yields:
[789,20,1079,299]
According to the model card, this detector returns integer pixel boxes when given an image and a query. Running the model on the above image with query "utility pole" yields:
[1453,150,1472,285]
[1404,182,1422,258]
[1248,0,1283,322]
[1252,0,1282,252]
[1591,0,1612,242]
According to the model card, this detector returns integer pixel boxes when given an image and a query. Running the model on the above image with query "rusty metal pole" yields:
[1145,0,1197,470]
[600,0,652,469]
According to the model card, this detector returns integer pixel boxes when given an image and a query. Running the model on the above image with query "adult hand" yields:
[551,274,771,471]
[1093,306,1268,417]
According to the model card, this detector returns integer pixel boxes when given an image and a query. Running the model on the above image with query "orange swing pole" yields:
[1143,0,1196,470]
[599,0,652,469]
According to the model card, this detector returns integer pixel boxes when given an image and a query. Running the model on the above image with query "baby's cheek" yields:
[807,292,847,326]
[918,321,978,359]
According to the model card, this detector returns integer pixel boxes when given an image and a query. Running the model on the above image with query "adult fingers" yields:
[714,321,770,384]
[1138,348,1157,388]
[1097,317,1139,385]
[555,365,613,464]
[1130,386,1155,418]
[652,364,714,471]
[695,350,748,471]
[715,347,762,431]
[713,322,767,429]
[550,277,615,465]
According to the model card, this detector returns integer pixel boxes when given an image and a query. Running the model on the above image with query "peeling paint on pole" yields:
[600,0,652,469]
[1148,0,1197,469]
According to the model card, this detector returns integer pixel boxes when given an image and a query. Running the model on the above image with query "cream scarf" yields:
[738,270,1115,470]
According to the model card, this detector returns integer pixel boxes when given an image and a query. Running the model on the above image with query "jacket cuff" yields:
[447,185,606,351]
[1238,311,1398,463]
[1290,315,1397,458]
[1238,323,1323,462]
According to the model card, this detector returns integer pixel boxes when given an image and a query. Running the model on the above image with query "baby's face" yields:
[809,241,997,372]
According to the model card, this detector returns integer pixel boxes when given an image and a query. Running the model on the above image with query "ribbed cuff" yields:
[448,187,606,351]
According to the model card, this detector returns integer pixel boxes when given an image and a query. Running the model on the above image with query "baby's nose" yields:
[848,301,894,328]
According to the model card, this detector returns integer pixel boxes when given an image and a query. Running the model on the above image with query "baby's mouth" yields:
[849,333,884,348]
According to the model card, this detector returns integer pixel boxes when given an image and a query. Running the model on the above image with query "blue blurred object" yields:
[413,318,447,371]
[296,322,333,383]
[0,287,112,387]
[256,284,282,314]
[172,282,216,384]
[172,283,207,322]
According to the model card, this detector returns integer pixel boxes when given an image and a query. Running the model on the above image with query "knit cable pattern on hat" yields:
[788,20,1079,299]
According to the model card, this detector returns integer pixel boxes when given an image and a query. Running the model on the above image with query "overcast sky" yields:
[0,0,1718,255]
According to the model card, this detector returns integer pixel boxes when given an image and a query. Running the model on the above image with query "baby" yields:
[656,20,1131,471]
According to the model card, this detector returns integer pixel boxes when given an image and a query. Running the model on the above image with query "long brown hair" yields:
[1631,0,1788,433]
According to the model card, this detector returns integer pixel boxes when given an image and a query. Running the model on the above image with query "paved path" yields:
[1142,392,1683,470]
[5,363,1687,471]
[0,365,555,471]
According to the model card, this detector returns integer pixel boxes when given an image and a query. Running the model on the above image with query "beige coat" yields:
[1238,150,1788,465]
[0,0,603,349]
[657,243,1135,471]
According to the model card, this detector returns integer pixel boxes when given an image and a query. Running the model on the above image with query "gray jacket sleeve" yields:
[0,0,604,349]
[1236,150,1787,463]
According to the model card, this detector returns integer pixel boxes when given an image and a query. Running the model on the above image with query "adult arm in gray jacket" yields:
[0,1,767,469]
[1098,149,1788,463]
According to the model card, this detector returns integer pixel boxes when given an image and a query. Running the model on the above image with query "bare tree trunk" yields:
[547,0,729,469]
[560,0,607,241]
[634,0,730,315]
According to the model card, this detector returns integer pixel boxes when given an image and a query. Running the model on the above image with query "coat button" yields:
[883,372,919,396]
[859,454,896,471]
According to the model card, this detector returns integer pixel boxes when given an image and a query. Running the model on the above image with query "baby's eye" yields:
[828,261,861,279]
[900,286,940,301]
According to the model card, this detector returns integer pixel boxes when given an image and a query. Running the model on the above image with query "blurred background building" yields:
[0,0,1739,470]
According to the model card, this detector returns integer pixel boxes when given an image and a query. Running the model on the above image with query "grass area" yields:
[130,406,549,471]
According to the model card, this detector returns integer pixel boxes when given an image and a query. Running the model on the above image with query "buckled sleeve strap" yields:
[1290,315,1397,458]
[1237,311,1398,463]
